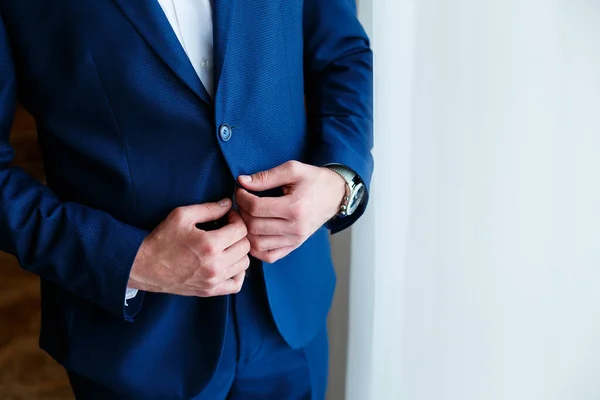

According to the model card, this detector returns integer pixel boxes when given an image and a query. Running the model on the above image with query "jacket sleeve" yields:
[303,0,374,234]
[0,12,148,322]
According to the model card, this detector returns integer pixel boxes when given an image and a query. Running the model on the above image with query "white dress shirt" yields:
[159,0,214,97]
[126,0,214,305]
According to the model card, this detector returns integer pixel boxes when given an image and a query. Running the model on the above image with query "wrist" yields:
[322,167,348,218]
[325,165,365,218]
[128,238,153,291]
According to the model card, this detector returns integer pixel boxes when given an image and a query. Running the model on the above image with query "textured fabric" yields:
[0,0,372,396]
[67,267,328,399]
[125,0,215,302]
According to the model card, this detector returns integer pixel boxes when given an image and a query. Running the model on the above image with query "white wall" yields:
[336,0,600,399]
[398,1,600,399]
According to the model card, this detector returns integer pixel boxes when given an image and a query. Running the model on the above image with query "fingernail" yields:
[219,198,231,207]
[239,175,252,183]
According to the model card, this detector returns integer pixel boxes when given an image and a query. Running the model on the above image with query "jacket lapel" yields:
[213,0,238,100]
[112,0,212,104]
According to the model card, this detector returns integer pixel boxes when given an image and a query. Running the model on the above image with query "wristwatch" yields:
[326,166,366,218]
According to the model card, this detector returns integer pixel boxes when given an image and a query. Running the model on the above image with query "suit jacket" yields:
[0,0,373,397]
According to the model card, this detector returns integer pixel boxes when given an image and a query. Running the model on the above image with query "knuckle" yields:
[204,264,220,279]
[201,241,217,257]
[285,160,297,168]
[202,202,218,214]
[248,201,261,216]
[294,222,310,237]
[257,170,269,183]
[256,239,268,252]
[287,160,301,175]
[171,207,187,224]
[289,203,305,219]
[205,275,219,287]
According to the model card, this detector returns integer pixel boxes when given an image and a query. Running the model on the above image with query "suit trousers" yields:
[67,264,329,400]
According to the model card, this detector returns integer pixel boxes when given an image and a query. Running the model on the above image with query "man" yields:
[0,0,372,398]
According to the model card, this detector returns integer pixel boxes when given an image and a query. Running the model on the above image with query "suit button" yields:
[219,124,232,141]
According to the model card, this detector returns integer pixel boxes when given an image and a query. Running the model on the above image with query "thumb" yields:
[176,198,232,226]
[237,161,302,191]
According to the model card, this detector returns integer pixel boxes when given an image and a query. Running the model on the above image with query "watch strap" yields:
[325,165,356,217]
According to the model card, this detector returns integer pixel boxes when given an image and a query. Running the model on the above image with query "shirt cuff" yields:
[125,288,139,306]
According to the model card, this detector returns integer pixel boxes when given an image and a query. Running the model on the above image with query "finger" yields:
[235,187,292,219]
[237,160,304,191]
[201,210,248,250]
[177,289,216,298]
[213,271,246,296]
[220,255,251,281]
[251,246,296,264]
[221,236,251,266]
[239,209,296,236]
[228,209,242,224]
[196,236,249,285]
[248,233,300,252]
[174,199,232,229]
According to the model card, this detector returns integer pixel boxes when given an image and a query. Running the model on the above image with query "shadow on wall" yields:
[327,229,352,400]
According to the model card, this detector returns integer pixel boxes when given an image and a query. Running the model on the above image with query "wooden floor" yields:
[0,255,73,400]
[0,106,73,399]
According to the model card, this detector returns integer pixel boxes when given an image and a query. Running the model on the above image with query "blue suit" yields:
[0,0,372,398]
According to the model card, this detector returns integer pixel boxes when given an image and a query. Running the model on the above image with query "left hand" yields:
[235,161,346,263]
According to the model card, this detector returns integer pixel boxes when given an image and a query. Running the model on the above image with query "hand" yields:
[236,160,346,263]
[128,199,251,297]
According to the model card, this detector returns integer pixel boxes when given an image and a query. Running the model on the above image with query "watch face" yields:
[347,183,366,216]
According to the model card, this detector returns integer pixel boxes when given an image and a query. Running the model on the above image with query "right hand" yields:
[128,199,251,297]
